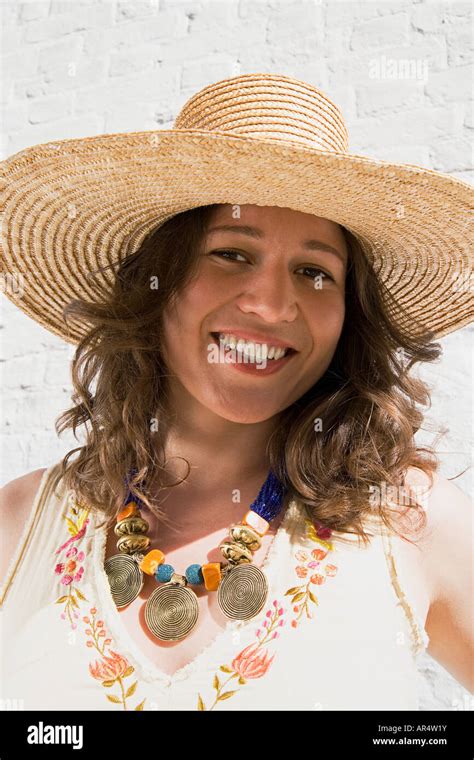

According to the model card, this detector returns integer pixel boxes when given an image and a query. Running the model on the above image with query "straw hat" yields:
[0,72,472,345]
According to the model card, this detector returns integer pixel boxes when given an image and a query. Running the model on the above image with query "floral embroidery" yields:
[197,600,284,710]
[197,516,339,710]
[84,607,146,711]
[53,494,147,709]
[54,496,90,628]
[288,518,338,627]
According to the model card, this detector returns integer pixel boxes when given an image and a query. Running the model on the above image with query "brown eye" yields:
[297,266,333,282]
[209,252,333,283]
[210,249,247,262]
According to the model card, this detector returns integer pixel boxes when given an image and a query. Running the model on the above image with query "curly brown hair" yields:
[51,203,446,547]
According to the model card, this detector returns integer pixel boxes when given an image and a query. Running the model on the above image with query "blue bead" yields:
[186,564,204,585]
[155,563,174,583]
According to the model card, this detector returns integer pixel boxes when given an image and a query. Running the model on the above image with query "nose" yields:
[234,259,298,324]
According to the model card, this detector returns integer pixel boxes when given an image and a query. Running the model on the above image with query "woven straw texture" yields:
[0,72,472,345]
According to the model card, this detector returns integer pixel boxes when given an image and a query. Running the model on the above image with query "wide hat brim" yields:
[0,127,473,345]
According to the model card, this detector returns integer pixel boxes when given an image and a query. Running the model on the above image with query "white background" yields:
[1,0,473,711]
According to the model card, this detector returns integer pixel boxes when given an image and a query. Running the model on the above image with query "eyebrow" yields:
[206,224,346,265]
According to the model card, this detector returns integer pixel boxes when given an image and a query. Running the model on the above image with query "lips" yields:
[209,332,297,355]
[208,332,296,376]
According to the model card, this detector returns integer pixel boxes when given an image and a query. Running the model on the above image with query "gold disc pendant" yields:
[217,564,269,621]
[104,553,144,608]
[144,579,199,641]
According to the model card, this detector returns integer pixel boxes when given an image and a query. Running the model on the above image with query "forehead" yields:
[207,204,348,258]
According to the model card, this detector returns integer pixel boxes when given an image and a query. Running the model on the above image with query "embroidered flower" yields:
[54,498,90,628]
[232,642,276,679]
[198,517,339,711]
[54,494,147,710]
[90,650,130,681]
[197,599,284,711]
[305,518,333,546]
[55,552,86,585]
[290,535,338,625]
[314,522,332,541]
[295,565,308,578]
[286,519,338,628]
[295,550,309,562]
[84,607,146,711]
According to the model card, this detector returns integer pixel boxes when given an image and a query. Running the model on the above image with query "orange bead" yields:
[243,509,269,536]
[116,502,139,522]
[139,549,165,576]
[201,562,222,591]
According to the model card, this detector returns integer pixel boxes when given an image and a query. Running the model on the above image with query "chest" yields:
[103,504,286,678]
[5,520,425,712]
[4,497,429,711]
[101,509,429,686]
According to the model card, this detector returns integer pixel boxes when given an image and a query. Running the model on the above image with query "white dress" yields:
[0,462,429,711]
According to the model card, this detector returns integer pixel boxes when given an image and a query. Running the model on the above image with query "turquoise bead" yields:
[186,564,204,585]
[155,563,174,583]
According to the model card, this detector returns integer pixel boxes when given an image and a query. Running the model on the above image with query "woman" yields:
[0,73,472,711]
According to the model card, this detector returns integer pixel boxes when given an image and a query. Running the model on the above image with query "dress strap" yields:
[0,462,64,608]
[379,523,430,658]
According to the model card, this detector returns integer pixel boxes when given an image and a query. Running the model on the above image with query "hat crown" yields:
[174,72,349,154]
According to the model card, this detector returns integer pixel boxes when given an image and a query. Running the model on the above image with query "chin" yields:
[208,398,283,424]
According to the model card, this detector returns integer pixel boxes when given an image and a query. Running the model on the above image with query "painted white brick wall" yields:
[1,0,472,711]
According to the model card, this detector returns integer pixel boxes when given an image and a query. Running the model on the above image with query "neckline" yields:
[91,492,302,687]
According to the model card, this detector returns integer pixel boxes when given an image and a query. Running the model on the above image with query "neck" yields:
[156,424,274,494]
[153,382,280,494]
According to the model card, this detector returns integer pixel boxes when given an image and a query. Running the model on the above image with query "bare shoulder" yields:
[0,468,48,514]
[402,466,474,692]
[0,468,48,588]
[402,465,471,548]
[399,465,473,594]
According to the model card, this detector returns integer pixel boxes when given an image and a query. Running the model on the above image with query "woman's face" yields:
[162,204,348,423]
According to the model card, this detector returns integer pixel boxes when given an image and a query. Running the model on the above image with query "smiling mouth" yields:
[209,333,297,359]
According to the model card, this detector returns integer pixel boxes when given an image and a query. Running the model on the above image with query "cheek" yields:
[161,280,213,362]
[309,293,345,344]
[175,267,219,319]
[301,297,345,377]
[161,300,190,368]
[329,300,346,343]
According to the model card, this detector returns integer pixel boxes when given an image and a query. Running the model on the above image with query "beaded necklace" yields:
[104,469,288,641]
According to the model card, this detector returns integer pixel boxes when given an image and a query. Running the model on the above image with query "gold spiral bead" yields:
[230,523,262,552]
[104,554,144,608]
[145,580,199,641]
[219,540,253,564]
[117,534,151,554]
[114,515,149,537]
[217,564,268,620]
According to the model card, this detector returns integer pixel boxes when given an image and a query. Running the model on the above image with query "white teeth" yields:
[217,333,289,360]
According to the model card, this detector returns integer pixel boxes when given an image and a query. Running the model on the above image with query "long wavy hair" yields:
[52,203,447,546]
